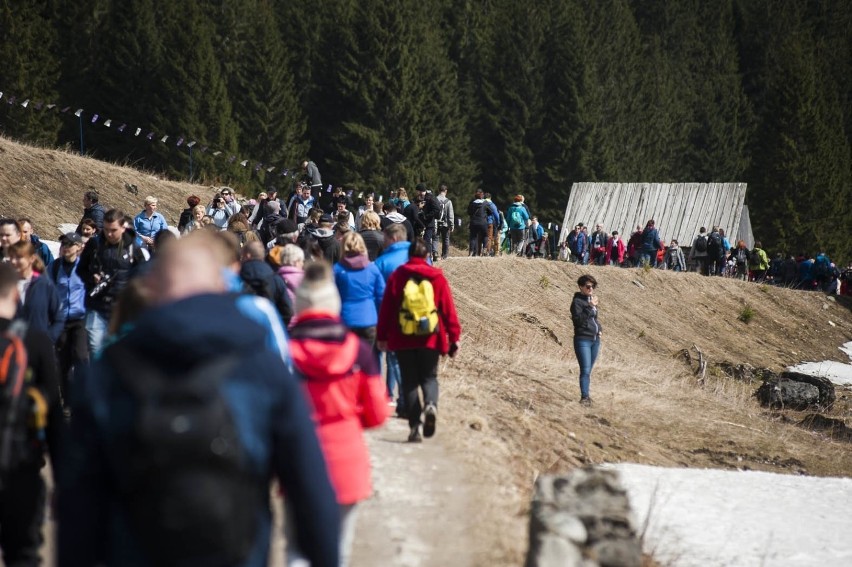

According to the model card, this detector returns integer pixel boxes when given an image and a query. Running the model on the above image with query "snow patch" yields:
[788,341,852,386]
[609,463,852,567]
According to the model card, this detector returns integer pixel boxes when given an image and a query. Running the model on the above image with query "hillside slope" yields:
[3,137,851,564]
[435,256,852,561]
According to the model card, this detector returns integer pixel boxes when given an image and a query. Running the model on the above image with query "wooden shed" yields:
[558,182,753,249]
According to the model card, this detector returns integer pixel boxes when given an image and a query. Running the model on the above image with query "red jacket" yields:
[288,311,388,504]
[376,257,461,354]
[605,236,625,265]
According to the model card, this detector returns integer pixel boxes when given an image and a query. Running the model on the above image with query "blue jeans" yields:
[639,251,656,267]
[573,337,601,399]
[85,310,109,358]
[386,351,401,402]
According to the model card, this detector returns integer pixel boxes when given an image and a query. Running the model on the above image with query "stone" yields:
[526,469,642,567]
[755,378,819,409]
[781,371,836,407]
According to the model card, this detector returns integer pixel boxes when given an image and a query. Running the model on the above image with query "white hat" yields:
[294,263,341,315]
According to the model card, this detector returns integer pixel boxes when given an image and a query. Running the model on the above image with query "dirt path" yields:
[349,415,482,567]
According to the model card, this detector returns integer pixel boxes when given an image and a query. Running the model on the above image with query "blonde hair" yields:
[8,241,45,273]
[144,195,158,206]
[360,211,381,231]
[397,187,408,201]
[192,204,206,217]
[341,231,367,256]
[279,244,305,267]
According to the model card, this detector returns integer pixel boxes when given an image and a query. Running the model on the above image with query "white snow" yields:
[788,341,852,387]
[609,463,852,567]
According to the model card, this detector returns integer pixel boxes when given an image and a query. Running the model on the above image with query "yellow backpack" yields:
[399,277,439,336]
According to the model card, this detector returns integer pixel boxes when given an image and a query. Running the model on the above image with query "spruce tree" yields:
[0,0,61,144]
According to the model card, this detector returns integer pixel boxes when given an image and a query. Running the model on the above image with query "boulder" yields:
[781,372,835,407]
[755,379,819,409]
[526,468,642,567]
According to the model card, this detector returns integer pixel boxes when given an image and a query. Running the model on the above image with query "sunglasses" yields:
[583,284,596,289]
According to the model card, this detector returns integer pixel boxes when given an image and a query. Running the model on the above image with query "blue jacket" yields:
[333,256,386,329]
[506,203,529,230]
[485,200,500,225]
[58,293,339,567]
[373,241,410,281]
[133,211,168,238]
[48,258,87,322]
[31,235,55,266]
[641,227,662,253]
[17,273,65,342]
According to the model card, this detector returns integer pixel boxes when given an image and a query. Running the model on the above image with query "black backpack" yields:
[472,201,488,226]
[707,233,722,257]
[437,199,448,227]
[694,235,708,253]
[0,321,35,487]
[105,344,260,566]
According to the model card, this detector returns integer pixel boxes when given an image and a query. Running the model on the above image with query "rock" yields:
[755,379,820,409]
[526,469,642,567]
[782,372,836,407]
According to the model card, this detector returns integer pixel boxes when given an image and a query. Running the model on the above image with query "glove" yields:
[448,342,459,358]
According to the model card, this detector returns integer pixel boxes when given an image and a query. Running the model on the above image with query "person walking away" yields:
[239,241,293,326]
[78,209,148,357]
[688,227,709,274]
[750,241,770,282]
[467,190,489,256]
[626,225,642,266]
[302,159,323,200]
[639,220,662,267]
[434,185,455,260]
[706,227,724,276]
[270,244,305,306]
[58,230,340,567]
[287,262,388,566]
[506,196,530,255]
[733,241,750,280]
[374,224,411,415]
[333,233,385,347]
[483,193,501,257]
[571,274,602,406]
[376,239,461,442]
[0,262,62,567]
[48,233,89,408]
[178,195,201,233]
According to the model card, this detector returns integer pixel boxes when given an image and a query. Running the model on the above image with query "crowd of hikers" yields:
[0,165,463,566]
[559,220,850,294]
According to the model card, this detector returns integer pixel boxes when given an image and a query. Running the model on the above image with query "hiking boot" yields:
[423,404,437,438]
[408,426,422,443]
[580,397,592,407]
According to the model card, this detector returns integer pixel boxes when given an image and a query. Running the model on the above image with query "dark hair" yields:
[187,195,201,207]
[383,202,397,213]
[409,238,430,259]
[80,218,97,230]
[0,262,18,296]
[84,191,99,204]
[0,218,20,234]
[8,240,45,273]
[153,229,176,251]
[103,209,125,224]
[577,274,597,289]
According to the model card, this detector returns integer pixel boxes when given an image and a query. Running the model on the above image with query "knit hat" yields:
[276,218,298,236]
[294,263,341,315]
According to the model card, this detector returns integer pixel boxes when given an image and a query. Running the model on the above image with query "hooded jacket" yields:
[78,232,147,316]
[288,313,387,504]
[58,293,340,567]
[376,257,461,354]
[333,255,385,329]
[380,212,415,242]
[240,259,293,325]
[373,241,410,281]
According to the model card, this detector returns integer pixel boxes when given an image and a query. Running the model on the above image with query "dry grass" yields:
[3,136,852,565]
[436,256,852,564]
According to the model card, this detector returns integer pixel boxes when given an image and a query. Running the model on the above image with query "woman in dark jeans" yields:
[570,274,602,406]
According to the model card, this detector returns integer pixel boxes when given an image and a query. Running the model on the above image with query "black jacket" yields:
[570,292,601,340]
[239,259,293,325]
[78,232,147,315]
[76,203,106,233]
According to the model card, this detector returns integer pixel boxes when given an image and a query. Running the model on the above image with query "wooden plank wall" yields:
[558,182,750,247]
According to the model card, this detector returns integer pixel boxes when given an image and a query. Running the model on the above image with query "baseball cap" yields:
[59,232,83,245]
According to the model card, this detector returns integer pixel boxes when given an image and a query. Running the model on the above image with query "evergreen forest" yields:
[0,0,850,261]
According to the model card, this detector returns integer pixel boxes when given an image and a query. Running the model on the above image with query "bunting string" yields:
[0,87,303,183]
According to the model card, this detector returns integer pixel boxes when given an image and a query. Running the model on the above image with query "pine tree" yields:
[0,0,61,144]
[150,0,238,182]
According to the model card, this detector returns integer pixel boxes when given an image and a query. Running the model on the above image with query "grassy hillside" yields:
[3,136,850,563]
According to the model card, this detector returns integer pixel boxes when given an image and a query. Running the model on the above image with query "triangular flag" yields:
[147,132,155,140]
[118,124,127,132]
[176,137,184,147]
[254,163,263,171]
[0,92,3,100]
[227,155,236,163]
[34,102,43,110]
[7,96,16,104]
[213,151,222,156]
[187,141,196,148]
[21,99,29,108]
[160,135,168,143]
[266,166,275,173]
[239,160,248,167]
[74,109,83,117]
[91,114,99,123]
[60,106,70,113]
[135,128,142,136]
[104,119,112,127]
[46,104,55,110]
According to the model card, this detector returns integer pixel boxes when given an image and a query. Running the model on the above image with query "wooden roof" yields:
[558,182,751,247]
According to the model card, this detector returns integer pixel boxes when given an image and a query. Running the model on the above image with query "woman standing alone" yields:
[571,274,601,406]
